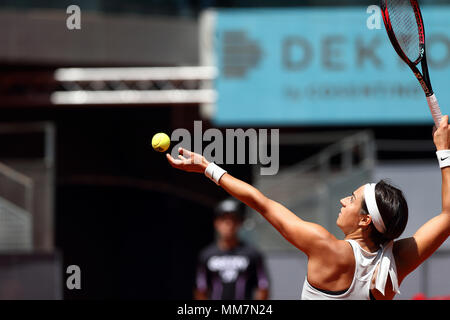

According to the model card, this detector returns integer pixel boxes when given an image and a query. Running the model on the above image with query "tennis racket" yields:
[380,0,442,127]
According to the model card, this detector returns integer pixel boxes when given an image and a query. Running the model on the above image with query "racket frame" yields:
[381,0,442,126]
[380,0,432,95]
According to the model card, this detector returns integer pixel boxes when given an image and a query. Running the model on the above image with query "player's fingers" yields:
[439,115,449,128]
[179,147,193,157]
[166,153,176,164]
[166,153,183,166]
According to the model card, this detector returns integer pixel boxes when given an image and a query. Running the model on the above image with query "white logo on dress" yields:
[207,255,250,283]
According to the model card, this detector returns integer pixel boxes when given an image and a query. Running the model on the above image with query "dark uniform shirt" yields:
[196,242,269,300]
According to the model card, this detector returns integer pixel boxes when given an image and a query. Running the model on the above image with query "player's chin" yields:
[336,221,345,233]
[336,213,343,228]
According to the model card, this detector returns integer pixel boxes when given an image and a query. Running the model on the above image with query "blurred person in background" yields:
[194,198,270,300]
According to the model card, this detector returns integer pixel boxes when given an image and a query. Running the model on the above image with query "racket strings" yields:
[387,0,421,62]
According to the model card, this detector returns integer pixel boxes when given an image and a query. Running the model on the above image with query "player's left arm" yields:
[394,116,450,281]
[166,148,337,257]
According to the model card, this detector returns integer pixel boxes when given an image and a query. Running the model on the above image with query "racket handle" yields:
[426,94,443,127]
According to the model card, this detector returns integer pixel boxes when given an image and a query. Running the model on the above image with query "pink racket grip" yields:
[426,94,442,128]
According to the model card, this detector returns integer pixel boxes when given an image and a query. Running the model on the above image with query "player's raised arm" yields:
[436,117,450,213]
[166,148,335,256]
[394,115,450,281]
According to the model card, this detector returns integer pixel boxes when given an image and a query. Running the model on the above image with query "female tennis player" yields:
[166,116,450,300]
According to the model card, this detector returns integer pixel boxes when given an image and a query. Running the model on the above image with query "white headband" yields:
[364,183,386,234]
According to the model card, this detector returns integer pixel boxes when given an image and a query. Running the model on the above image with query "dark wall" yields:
[0,10,198,66]
[54,106,211,299]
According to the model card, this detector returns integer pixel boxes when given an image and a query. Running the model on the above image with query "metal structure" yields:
[51,66,217,105]
[0,163,33,251]
[0,122,55,252]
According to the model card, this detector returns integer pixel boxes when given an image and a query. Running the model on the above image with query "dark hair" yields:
[214,198,245,221]
[361,180,408,246]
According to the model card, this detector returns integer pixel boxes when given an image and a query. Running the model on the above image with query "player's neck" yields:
[217,237,239,251]
[345,229,379,253]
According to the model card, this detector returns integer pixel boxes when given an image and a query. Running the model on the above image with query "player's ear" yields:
[359,213,372,228]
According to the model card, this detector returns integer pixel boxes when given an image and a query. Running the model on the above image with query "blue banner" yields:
[211,7,450,125]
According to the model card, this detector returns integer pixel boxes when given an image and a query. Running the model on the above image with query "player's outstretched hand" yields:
[166,147,210,173]
[433,115,450,151]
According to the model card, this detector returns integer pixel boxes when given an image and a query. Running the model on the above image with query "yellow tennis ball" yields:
[152,132,171,152]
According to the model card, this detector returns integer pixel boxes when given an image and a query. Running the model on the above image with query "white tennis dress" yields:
[301,239,400,300]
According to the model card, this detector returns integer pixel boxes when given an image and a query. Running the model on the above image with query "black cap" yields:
[214,198,245,219]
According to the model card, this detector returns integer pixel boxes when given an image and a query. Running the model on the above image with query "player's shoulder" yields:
[310,238,354,265]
